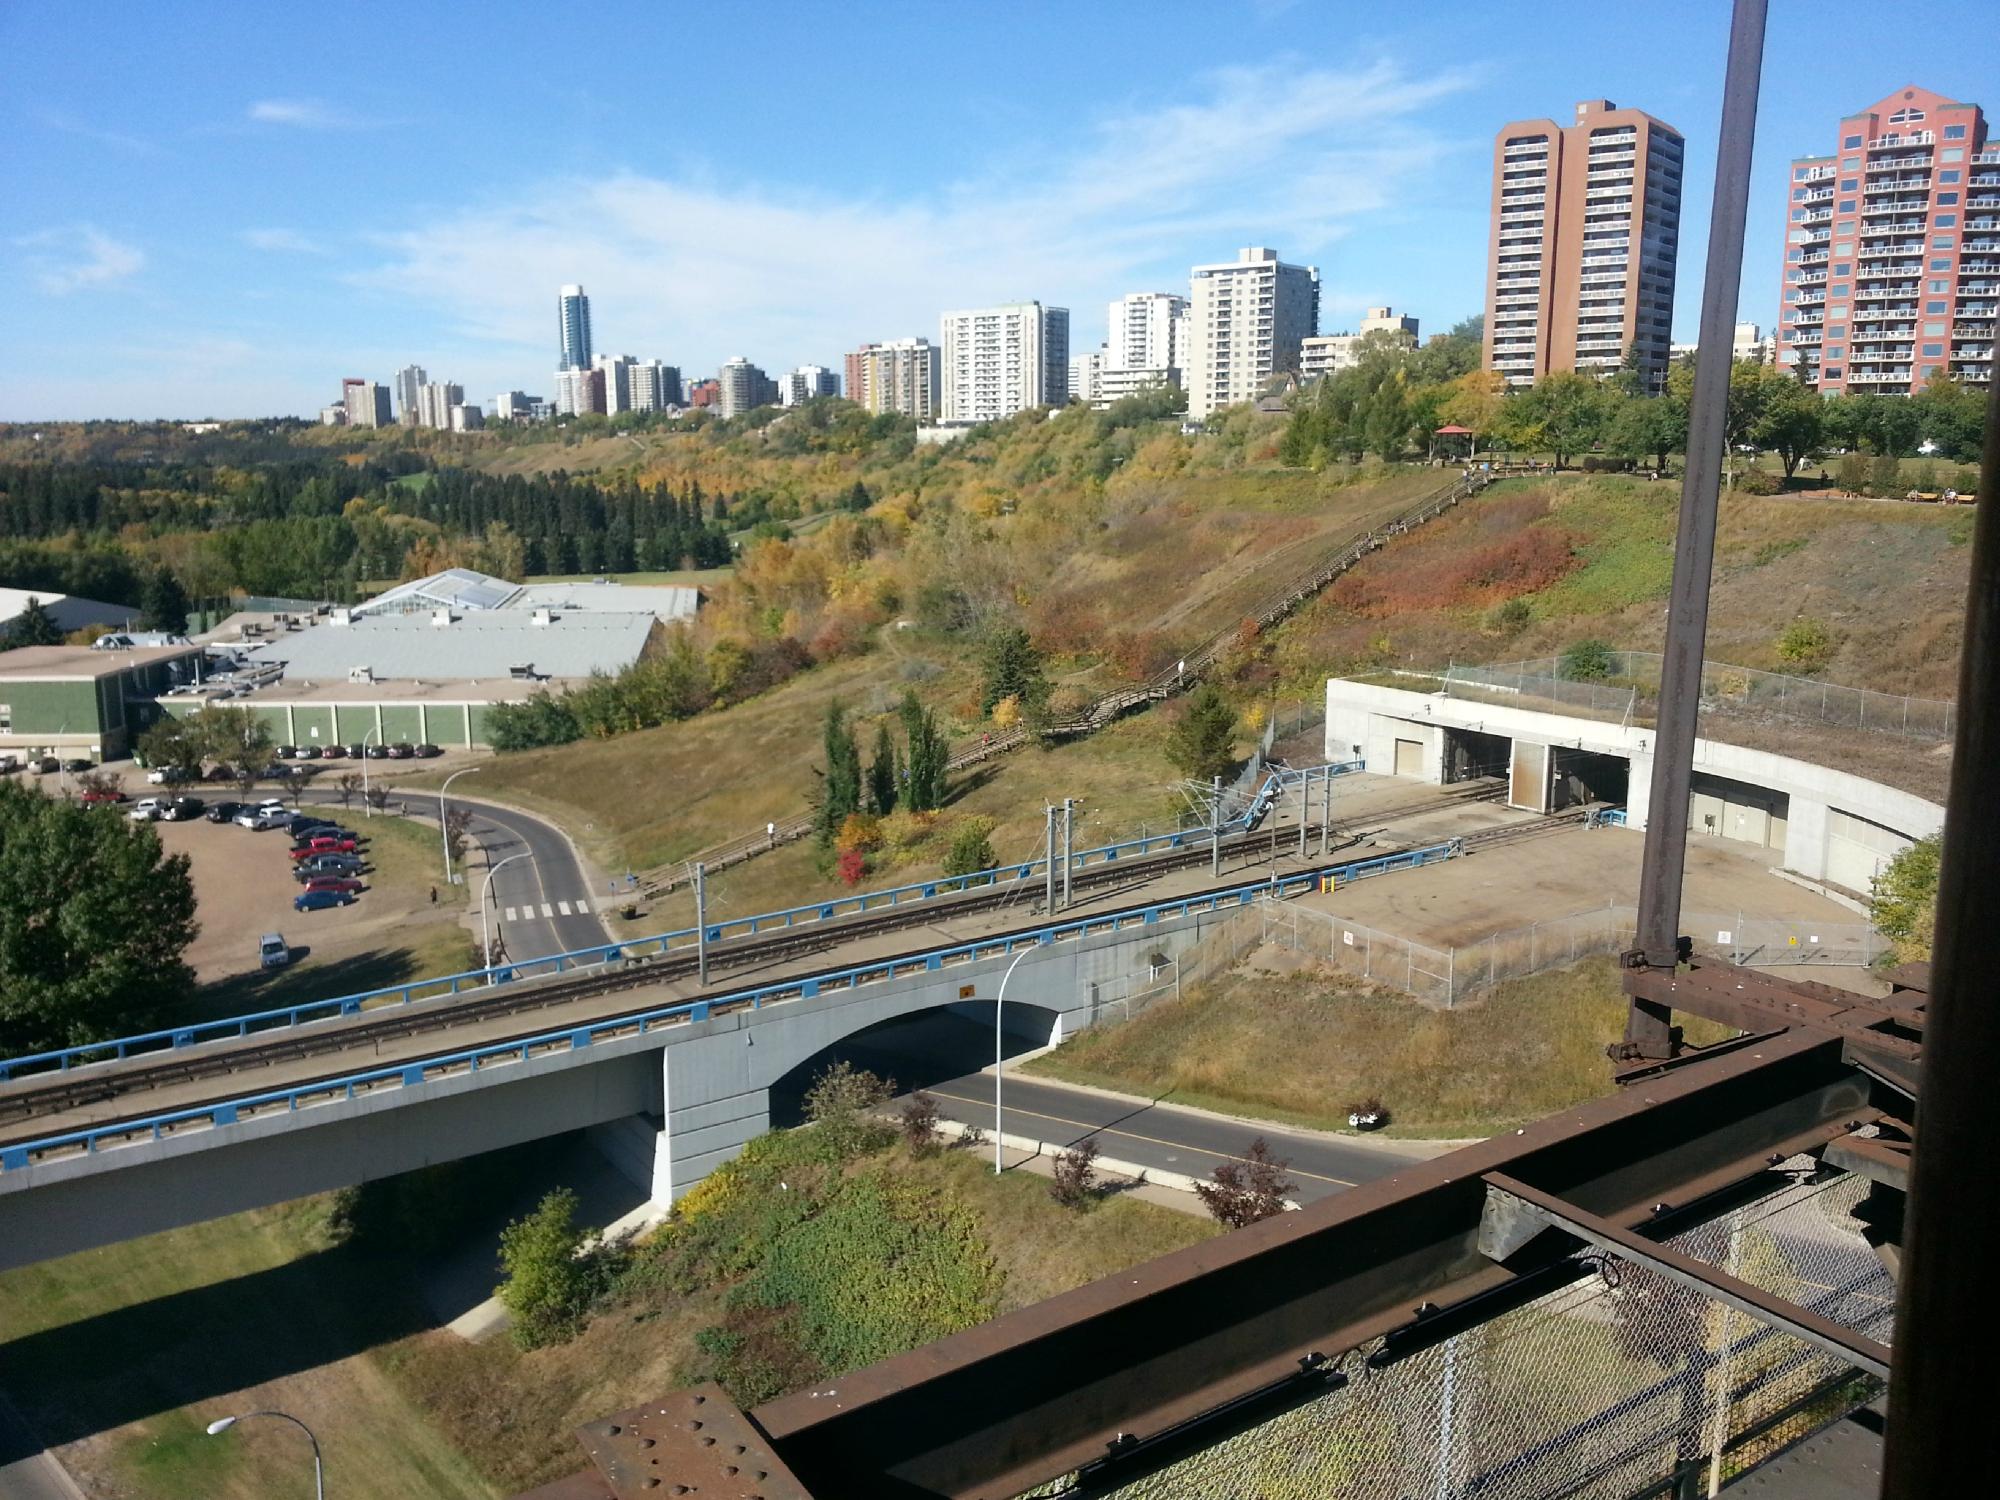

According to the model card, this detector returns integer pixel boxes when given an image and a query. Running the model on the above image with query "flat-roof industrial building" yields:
[0,643,204,761]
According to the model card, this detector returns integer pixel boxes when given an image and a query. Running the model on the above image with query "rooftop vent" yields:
[431,608,454,628]
[530,608,553,627]
[329,608,352,627]
[348,665,375,684]
[508,662,538,680]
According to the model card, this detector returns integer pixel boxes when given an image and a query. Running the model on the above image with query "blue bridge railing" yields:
[0,837,1457,1171]
[0,761,1370,1083]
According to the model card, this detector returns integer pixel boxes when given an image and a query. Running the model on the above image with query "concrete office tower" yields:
[342,378,391,428]
[938,302,1069,421]
[1776,87,1993,393]
[630,360,682,412]
[1484,100,1684,391]
[595,353,637,414]
[717,357,779,418]
[558,284,593,371]
[1185,248,1320,420]
[780,365,840,406]
[394,364,426,425]
[852,338,939,419]
[417,381,464,431]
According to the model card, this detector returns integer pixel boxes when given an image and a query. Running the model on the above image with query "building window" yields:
[1937,193,1960,206]
[1827,346,1845,359]
[1936,215,1958,228]
[1843,157,1860,171]
[1841,178,1858,192]
[1831,283,1849,297]
[1838,199,1856,213]
[1785,290,1799,303]
[1926,301,1948,315]
[1923,343,1944,358]
[1843,135,1862,149]
[1824,367,1843,380]
[1836,221,1853,235]
[1829,326,1846,339]
[1932,258,1954,271]
[1890,108,1926,125]
[1836,241,1853,256]
[1835,263,1851,275]
[1934,237,1955,249]
[1940,170,1961,184]
[1786,248,1802,262]
[1931,281,1950,293]
[0,704,9,733]
[1942,148,1964,163]
[1944,124,1968,140]
[1925,323,1946,337]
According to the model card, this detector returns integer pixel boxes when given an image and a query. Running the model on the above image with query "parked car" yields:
[80,787,127,805]
[32,757,60,774]
[164,796,206,820]
[364,743,391,759]
[290,835,360,858]
[203,765,238,783]
[297,745,323,760]
[414,743,443,758]
[286,815,337,836]
[345,743,367,759]
[319,745,346,760]
[235,806,292,831]
[62,758,94,773]
[295,854,364,879]
[207,800,246,824]
[145,766,193,785]
[259,933,290,969]
[294,888,357,912]
[128,797,168,821]
[387,742,416,760]
[301,876,365,896]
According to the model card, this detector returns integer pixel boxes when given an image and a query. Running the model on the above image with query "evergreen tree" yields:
[5,596,62,649]
[139,568,191,634]
[867,719,899,816]
[899,689,949,812]
[815,701,863,845]
[1164,684,1238,783]
[979,626,1049,715]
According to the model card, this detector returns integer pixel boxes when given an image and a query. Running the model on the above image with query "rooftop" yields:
[354,568,698,625]
[244,610,658,683]
[0,642,203,681]
[0,588,140,634]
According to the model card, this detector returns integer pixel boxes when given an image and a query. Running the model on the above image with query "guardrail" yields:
[0,840,1462,1170]
[0,768,1368,1083]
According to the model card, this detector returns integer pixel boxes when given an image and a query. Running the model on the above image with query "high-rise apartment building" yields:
[491,391,542,423]
[630,361,682,412]
[554,366,606,417]
[1776,87,1994,393]
[342,378,391,428]
[558,284,593,371]
[394,364,427,425]
[717,357,779,418]
[449,404,484,432]
[417,381,464,431]
[1106,292,1188,374]
[780,365,840,406]
[1484,100,1684,391]
[1185,248,1320,420]
[594,353,637,414]
[851,338,939,419]
[1070,350,1105,406]
[938,302,1069,421]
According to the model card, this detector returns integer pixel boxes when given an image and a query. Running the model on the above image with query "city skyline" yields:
[4,1,1997,419]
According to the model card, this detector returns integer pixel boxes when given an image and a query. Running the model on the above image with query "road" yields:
[295,787,609,967]
[816,1010,1423,1204]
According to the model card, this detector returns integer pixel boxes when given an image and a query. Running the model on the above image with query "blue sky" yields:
[4,0,1996,420]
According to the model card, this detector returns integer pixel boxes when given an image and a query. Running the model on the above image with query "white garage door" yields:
[1825,809,1910,896]
[1393,738,1424,778]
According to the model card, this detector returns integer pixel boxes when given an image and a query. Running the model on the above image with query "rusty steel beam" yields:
[1626,0,1770,1061]
[1626,959,1923,1061]
[1883,351,2000,1500]
[1478,1171,1892,1380]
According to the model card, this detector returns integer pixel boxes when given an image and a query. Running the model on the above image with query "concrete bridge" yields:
[0,897,1229,1272]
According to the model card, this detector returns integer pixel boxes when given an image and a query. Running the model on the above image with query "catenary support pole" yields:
[1881,340,2000,1500]
[1211,775,1222,876]
[1298,771,1308,858]
[1625,0,1767,1060]
[694,861,708,985]
[1321,763,1331,856]
[1061,798,1075,910]
[1043,805,1055,913]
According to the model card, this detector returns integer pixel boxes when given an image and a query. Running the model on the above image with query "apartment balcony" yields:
[1796,188,1835,205]
[1963,238,2000,254]
[1853,280,1921,298]
[1859,219,1926,238]
[1797,251,1830,266]
[1788,332,1824,346]
[1854,259,1921,278]
[1863,176,1930,195]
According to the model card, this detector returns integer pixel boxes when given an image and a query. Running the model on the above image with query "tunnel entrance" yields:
[1442,727,1511,784]
[1552,748,1631,810]
[767,1003,1062,1128]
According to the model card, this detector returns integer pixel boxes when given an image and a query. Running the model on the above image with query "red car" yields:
[290,835,359,859]
[80,788,127,805]
[301,876,365,896]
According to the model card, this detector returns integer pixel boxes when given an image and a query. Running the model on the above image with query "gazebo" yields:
[1432,424,1476,461]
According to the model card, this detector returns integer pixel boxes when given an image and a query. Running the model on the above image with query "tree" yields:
[866,720,899,816]
[1363,376,1414,460]
[814,701,862,846]
[1606,394,1687,471]
[4,596,62,650]
[1504,372,1611,466]
[1165,684,1238,783]
[0,780,199,1055]
[1050,1138,1101,1209]
[1195,1138,1297,1229]
[139,568,191,635]
[187,702,273,776]
[1560,639,1616,681]
[1753,379,1825,480]
[899,690,948,812]
[941,817,998,879]
[444,806,475,865]
[898,1091,943,1156]
[1437,370,1508,450]
[335,772,362,808]
[1868,454,1903,498]
[980,626,1048,717]
[1835,453,1870,496]
[803,1060,894,1157]
[136,714,204,778]
[496,1188,601,1350]
[1870,833,1940,964]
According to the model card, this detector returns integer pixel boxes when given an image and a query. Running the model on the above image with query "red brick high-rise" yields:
[1777,86,1995,394]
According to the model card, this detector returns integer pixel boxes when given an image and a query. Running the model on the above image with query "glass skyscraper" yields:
[558,284,593,371]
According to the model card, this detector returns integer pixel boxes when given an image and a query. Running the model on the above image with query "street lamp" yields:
[992,944,1035,1175]
[439,766,482,884]
[205,1411,323,1500]
[480,850,531,972]
[359,726,379,818]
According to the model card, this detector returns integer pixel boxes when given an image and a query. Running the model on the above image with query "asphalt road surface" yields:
[811,1010,1419,1204]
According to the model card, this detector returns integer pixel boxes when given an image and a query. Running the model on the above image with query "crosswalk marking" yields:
[504,906,518,922]
[557,900,573,916]
[541,903,555,918]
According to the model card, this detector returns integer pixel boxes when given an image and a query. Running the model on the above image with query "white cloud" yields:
[243,227,328,255]
[248,99,374,130]
[352,58,1474,391]
[13,226,145,295]
[36,110,167,157]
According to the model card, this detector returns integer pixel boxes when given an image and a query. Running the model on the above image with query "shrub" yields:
[1870,832,1940,963]
[695,1301,823,1407]
[942,816,999,879]
[1732,466,1779,495]
[1559,638,1616,682]
[804,1061,895,1157]
[990,693,1022,730]
[876,809,936,852]
[1195,1139,1297,1229]
[1867,454,1903,498]
[899,1092,943,1156]
[1050,1139,1101,1209]
[1486,598,1532,634]
[1775,617,1835,673]
[1835,453,1871,496]
[835,847,866,886]
[496,1189,603,1349]
[834,812,882,854]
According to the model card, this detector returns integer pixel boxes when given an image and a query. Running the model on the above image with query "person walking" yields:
[429,885,438,905]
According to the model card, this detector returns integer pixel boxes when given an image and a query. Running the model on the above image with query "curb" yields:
[933,1118,1212,1197]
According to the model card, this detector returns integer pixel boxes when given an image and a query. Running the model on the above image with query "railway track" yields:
[0,783,1572,1144]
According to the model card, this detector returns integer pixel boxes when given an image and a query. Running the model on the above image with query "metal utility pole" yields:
[1298,770,1308,859]
[1624,0,1768,1060]
[694,861,709,985]
[1061,798,1075,910]
[1210,775,1223,876]
[1320,764,1332,857]
[1043,804,1056,914]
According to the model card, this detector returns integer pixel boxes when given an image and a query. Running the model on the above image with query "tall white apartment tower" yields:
[938,302,1070,421]
[558,285,593,371]
[1185,248,1320,419]
[594,353,637,414]
[1106,292,1187,372]
[394,364,427,425]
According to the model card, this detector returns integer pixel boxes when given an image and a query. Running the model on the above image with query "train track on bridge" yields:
[0,790,1578,1150]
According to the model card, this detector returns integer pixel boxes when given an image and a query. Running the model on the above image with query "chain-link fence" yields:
[1256,902,1883,1007]
[1019,1161,1891,1500]
[1450,653,1955,742]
